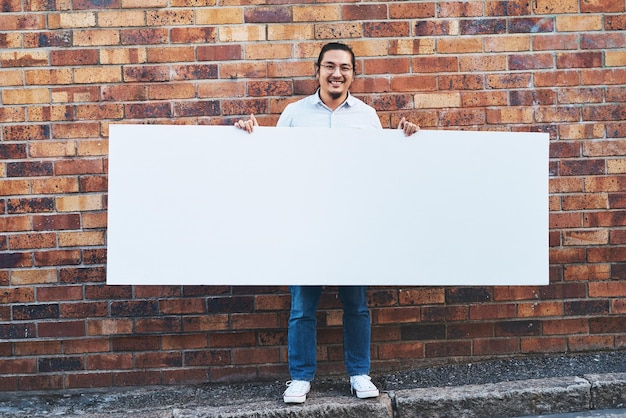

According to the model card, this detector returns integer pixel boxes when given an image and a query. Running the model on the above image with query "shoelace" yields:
[285,380,309,392]
[351,375,375,389]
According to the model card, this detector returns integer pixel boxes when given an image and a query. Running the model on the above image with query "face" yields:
[316,49,354,102]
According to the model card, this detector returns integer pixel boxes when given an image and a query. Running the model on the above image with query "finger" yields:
[250,114,259,126]
[398,117,406,129]
[404,122,415,136]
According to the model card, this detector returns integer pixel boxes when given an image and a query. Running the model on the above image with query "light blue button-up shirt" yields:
[276,91,383,130]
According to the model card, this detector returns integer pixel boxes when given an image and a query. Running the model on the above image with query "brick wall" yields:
[1,0,626,391]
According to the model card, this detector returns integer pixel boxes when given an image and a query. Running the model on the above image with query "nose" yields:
[332,66,342,75]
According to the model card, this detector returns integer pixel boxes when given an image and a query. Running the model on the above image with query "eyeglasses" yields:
[319,64,353,74]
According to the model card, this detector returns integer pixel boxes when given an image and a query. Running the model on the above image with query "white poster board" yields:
[107,125,549,286]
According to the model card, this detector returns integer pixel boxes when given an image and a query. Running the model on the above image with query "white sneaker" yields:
[350,375,379,399]
[283,380,311,404]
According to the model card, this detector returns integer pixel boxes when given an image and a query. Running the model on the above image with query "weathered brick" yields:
[425,340,472,358]
[438,1,484,17]
[415,20,456,36]
[220,63,264,80]
[378,341,424,360]
[61,301,107,318]
[363,57,410,75]
[557,52,603,69]
[533,0,578,14]
[390,2,434,18]
[146,10,193,26]
[315,22,362,39]
[34,250,82,267]
[85,284,131,300]
[476,338,520,355]
[147,46,194,63]
[244,6,290,23]
[196,7,240,25]
[606,14,626,30]
[581,69,626,86]
[460,18,506,35]
[438,37,483,54]
[121,28,169,45]
[74,66,122,84]
[268,24,314,41]
[363,21,410,38]
[556,15,603,32]
[219,25,266,42]
[413,56,458,73]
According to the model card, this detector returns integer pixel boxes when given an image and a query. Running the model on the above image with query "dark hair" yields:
[316,42,356,72]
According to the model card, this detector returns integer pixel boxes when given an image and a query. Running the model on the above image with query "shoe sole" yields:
[354,389,379,399]
[283,395,307,403]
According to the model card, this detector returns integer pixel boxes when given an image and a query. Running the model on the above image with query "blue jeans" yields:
[288,285,371,381]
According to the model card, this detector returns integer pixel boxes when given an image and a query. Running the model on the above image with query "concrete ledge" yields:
[173,396,393,418]
[393,376,591,418]
[2,372,626,417]
[587,373,626,411]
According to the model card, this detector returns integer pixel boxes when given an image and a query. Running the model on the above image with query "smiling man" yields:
[234,42,419,404]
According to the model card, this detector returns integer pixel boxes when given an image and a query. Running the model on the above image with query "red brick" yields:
[581,69,626,86]
[113,371,161,387]
[438,1,483,17]
[568,335,614,351]
[448,323,493,339]
[521,337,567,353]
[135,352,182,368]
[18,375,63,391]
[162,368,209,385]
[425,341,472,358]
[162,334,208,350]
[184,349,231,366]
[364,21,410,38]
[543,318,588,335]
[508,53,554,70]
[372,307,420,324]
[170,27,216,44]
[470,304,516,320]
[585,211,626,228]
[378,341,424,359]
[61,302,108,318]
[210,331,256,348]
[413,56,458,73]
[34,250,81,267]
[65,372,112,389]
[606,14,626,30]
[581,0,624,13]
[389,2,434,18]
[475,338,519,355]
[343,4,387,20]
[182,315,229,332]
[415,20,454,36]
[121,28,168,45]
[38,320,85,338]
[460,18,506,35]
[14,340,62,356]
[159,298,205,315]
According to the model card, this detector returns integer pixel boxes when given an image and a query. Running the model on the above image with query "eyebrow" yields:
[321,61,352,67]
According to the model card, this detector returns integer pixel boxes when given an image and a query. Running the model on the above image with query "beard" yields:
[329,91,343,100]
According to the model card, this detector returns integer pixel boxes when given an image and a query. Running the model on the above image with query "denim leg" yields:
[339,286,370,377]
[288,285,322,381]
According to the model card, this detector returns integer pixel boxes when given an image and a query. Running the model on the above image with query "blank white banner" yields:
[107,125,549,286]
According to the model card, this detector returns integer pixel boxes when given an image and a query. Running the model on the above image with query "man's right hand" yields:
[234,114,259,133]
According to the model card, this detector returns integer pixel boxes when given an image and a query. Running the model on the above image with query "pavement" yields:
[1,351,625,417]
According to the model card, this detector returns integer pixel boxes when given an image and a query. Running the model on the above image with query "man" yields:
[235,42,419,404]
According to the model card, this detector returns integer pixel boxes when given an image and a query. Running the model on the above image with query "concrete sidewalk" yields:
[1,352,625,417]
